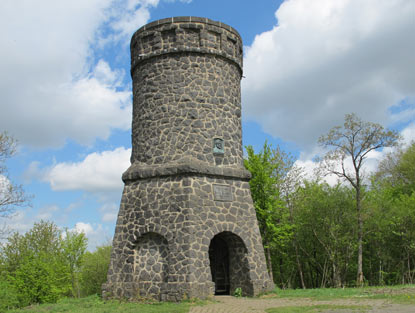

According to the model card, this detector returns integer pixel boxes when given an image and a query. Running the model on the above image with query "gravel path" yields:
[189,296,415,313]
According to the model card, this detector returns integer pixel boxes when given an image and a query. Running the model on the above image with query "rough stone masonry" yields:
[103,16,274,301]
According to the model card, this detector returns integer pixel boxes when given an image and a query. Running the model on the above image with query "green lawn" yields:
[264,284,415,303]
[6,295,193,313]
[6,285,415,312]
[266,304,370,313]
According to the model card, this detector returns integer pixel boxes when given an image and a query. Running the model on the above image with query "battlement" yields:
[131,17,243,75]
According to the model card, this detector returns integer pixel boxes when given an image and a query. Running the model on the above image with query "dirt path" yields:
[189,296,415,313]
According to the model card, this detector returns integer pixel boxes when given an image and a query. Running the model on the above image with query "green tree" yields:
[0,220,87,307]
[80,244,111,296]
[0,277,19,311]
[244,142,294,282]
[367,142,415,285]
[294,181,356,287]
[318,113,400,286]
[62,229,87,297]
[374,142,415,195]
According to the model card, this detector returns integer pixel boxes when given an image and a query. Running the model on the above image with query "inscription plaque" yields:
[213,184,232,201]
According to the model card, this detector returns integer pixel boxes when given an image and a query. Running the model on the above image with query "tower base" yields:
[103,160,274,301]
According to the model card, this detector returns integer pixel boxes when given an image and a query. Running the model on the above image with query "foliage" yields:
[293,181,356,288]
[233,287,242,297]
[1,114,414,308]
[366,142,415,285]
[0,220,87,308]
[80,244,111,296]
[0,132,31,238]
[0,278,19,312]
[244,142,295,281]
[62,229,88,297]
[11,252,71,306]
[374,142,415,196]
[318,113,400,286]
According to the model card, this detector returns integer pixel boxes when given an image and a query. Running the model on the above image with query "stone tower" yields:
[103,17,274,301]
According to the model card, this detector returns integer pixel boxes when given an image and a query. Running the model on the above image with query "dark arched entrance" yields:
[208,232,252,296]
[209,235,230,295]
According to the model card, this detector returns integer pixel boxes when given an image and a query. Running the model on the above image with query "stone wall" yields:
[104,17,274,301]
[104,173,273,300]
[130,17,243,168]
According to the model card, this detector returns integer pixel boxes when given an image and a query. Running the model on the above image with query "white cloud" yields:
[4,208,113,250]
[72,222,112,250]
[243,0,415,152]
[1,0,193,147]
[3,205,59,238]
[73,222,94,236]
[106,0,160,43]
[0,175,10,196]
[401,122,415,147]
[39,147,131,193]
[3,210,31,235]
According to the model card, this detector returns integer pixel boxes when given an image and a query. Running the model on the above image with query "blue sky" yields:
[1,0,414,249]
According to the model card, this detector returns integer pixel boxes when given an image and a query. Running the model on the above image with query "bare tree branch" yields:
[0,131,31,238]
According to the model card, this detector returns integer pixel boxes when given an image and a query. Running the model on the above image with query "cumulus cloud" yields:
[105,0,160,43]
[4,205,63,238]
[34,147,131,193]
[72,222,112,250]
[0,0,188,148]
[401,122,415,147]
[73,222,94,236]
[243,0,415,152]
[4,207,113,250]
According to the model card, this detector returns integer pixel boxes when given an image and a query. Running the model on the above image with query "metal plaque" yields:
[213,184,232,202]
[213,138,224,155]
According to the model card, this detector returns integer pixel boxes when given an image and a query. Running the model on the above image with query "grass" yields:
[263,284,415,303]
[266,304,370,313]
[6,295,195,313]
[6,285,415,312]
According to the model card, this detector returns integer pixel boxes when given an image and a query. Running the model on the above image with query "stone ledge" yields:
[122,157,251,182]
[131,48,242,77]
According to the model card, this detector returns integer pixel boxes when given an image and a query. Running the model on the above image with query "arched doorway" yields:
[208,232,252,296]
[209,235,230,295]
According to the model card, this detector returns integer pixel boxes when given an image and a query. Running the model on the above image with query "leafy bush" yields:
[0,278,19,312]
[10,253,71,306]
[80,244,111,296]
[0,220,87,307]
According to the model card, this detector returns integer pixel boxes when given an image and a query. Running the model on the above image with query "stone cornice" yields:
[122,157,251,182]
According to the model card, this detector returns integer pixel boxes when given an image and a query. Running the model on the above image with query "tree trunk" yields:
[332,261,341,288]
[294,240,306,289]
[356,187,364,286]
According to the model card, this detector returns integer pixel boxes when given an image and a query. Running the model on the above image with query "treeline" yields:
[0,114,413,310]
[245,115,414,289]
[0,221,111,311]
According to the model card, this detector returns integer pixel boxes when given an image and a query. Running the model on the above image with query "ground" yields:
[189,290,415,313]
[189,295,415,313]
